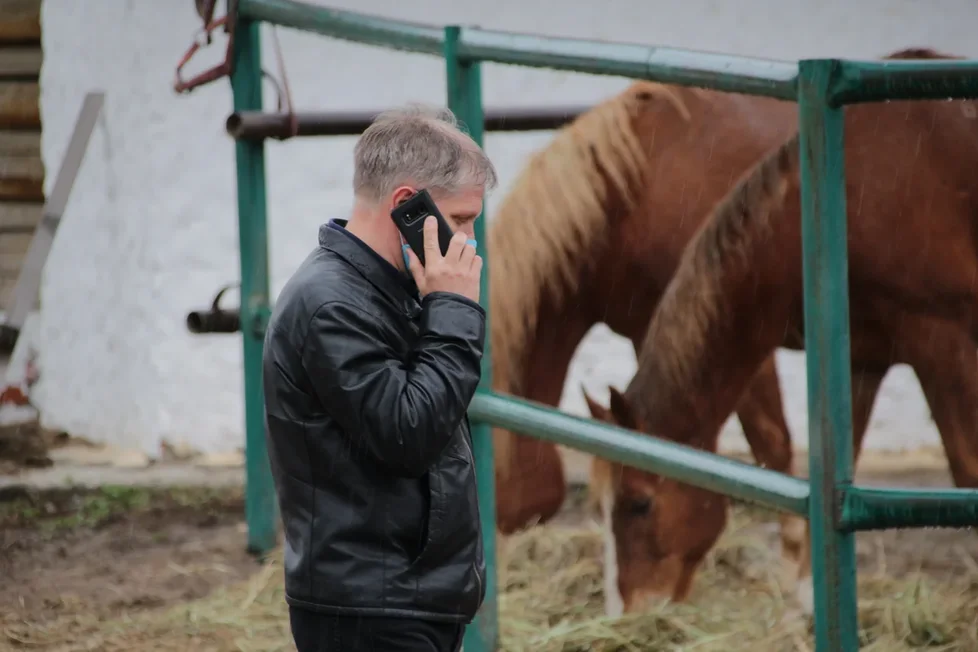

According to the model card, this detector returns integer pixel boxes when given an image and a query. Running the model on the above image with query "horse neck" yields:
[627,143,803,450]
[630,265,798,451]
[492,280,597,406]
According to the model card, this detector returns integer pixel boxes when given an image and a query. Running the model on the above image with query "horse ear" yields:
[581,385,610,421]
[608,387,639,430]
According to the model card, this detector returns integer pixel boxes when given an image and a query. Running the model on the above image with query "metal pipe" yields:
[186,308,240,334]
[226,105,589,140]
[239,0,444,56]
[0,325,18,355]
[840,485,978,532]
[457,28,798,100]
[231,18,279,556]
[831,58,978,105]
[236,0,799,100]
[798,58,859,651]
[185,283,243,335]
[468,391,811,515]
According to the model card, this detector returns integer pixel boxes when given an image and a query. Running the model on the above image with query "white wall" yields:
[34,0,978,458]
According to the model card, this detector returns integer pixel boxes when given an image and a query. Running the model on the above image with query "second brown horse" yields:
[579,48,978,615]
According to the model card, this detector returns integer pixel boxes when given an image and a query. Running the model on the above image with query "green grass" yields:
[0,484,244,535]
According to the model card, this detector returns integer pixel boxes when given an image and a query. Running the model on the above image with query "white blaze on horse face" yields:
[601,488,625,618]
[794,575,815,617]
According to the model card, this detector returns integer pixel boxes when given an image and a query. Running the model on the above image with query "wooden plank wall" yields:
[0,0,43,312]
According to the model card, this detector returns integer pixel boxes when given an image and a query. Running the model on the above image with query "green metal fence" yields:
[210,1,978,650]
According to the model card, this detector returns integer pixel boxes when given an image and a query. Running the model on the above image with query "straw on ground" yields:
[9,504,978,652]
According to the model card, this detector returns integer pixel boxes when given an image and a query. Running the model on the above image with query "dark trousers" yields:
[289,606,465,652]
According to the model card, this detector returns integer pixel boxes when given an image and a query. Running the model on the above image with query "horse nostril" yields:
[627,589,672,614]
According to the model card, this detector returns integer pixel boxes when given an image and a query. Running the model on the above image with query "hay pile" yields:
[40,504,978,652]
[496,506,978,651]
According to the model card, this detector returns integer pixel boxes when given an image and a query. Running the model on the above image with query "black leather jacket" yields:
[262,220,487,623]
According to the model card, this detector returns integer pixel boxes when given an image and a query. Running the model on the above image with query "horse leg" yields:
[901,321,978,489]
[737,353,886,595]
[734,354,805,592]
[788,365,885,614]
[495,436,567,535]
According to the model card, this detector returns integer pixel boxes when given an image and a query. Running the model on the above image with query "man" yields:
[262,103,498,652]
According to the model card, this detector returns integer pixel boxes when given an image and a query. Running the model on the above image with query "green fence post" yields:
[798,58,859,652]
[445,25,499,652]
[230,18,279,556]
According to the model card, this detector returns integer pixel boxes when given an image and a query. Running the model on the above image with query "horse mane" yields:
[631,133,801,399]
[589,45,960,501]
[489,81,691,476]
[883,47,961,60]
[628,45,961,405]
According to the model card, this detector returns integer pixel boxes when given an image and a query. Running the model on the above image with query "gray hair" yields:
[353,103,498,203]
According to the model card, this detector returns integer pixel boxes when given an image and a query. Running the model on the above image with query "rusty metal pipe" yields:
[0,325,19,354]
[186,283,241,334]
[186,308,240,334]
[226,105,589,140]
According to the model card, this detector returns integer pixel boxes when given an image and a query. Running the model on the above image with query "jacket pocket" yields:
[406,472,438,572]
[444,427,475,464]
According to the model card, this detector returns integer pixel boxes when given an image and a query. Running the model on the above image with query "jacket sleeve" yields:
[301,291,486,477]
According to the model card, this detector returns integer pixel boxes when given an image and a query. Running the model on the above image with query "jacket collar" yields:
[319,219,422,318]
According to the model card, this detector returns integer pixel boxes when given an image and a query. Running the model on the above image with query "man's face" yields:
[389,185,484,238]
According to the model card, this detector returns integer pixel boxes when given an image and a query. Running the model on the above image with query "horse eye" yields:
[625,496,652,516]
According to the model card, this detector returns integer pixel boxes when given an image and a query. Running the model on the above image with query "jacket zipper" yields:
[461,416,476,468]
[460,419,484,603]
[474,557,483,605]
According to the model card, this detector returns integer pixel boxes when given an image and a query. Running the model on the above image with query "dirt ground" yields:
[0,485,262,650]
[0,466,976,651]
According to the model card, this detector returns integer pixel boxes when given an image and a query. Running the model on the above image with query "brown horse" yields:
[485,75,800,547]
[582,48,978,615]
[485,47,978,609]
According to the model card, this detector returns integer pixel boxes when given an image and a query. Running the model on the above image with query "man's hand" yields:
[406,216,482,302]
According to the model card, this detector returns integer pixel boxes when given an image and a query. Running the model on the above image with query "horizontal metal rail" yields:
[237,0,799,100]
[831,59,978,105]
[469,390,810,515]
[455,28,798,99]
[225,105,588,140]
[239,0,444,54]
[240,0,978,105]
[839,485,978,532]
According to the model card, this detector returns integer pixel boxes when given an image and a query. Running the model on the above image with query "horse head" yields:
[583,385,728,615]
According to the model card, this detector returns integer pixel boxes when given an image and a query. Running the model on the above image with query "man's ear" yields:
[390,186,417,211]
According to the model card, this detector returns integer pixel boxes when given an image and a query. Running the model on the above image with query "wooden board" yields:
[0,248,24,278]
[0,250,24,307]
[0,129,40,157]
[0,0,41,313]
[0,130,42,201]
[0,201,41,232]
[0,0,41,44]
[0,278,15,307]
[3,93,101,322]
[0,82,39,129]
[0,46,41,76]
[0,232,31,311]
[0,232,31,259]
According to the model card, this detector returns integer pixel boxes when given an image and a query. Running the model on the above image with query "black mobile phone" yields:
[390,189,455,267]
